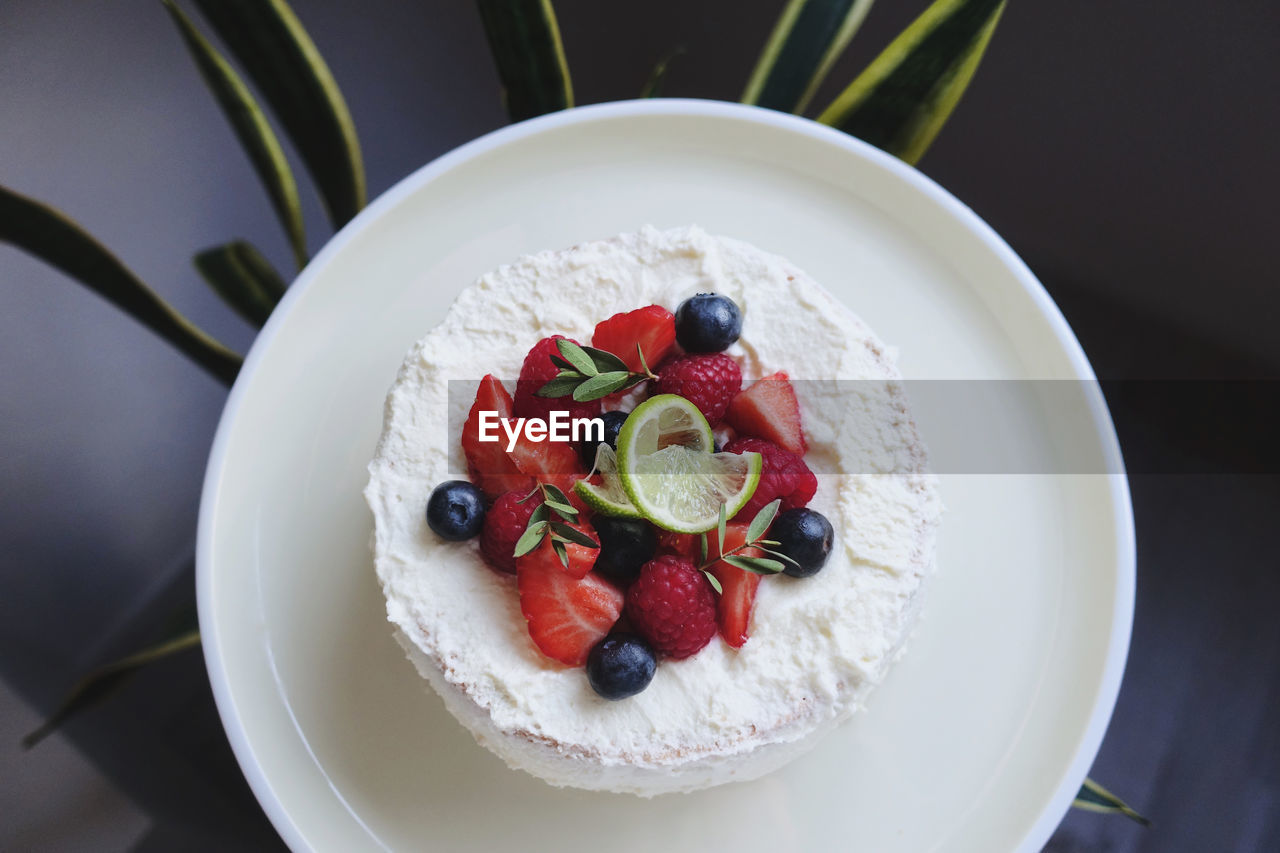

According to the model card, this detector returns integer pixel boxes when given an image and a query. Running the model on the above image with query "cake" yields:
[364,225,940,795]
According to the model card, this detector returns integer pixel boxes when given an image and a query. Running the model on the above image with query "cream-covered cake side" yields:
[364,225,941,795]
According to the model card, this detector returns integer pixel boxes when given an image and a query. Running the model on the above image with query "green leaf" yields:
[760,547,802,567]
[476,0,574,123]
[163,1,307,270]
[724,555,787,575]
[513,521,548,557]
[552,538,569,569]
[543,499,578,517]
[535,376,581,398]
[478,0,573,122]
[541,482,573,509]
[703,570,723,594]
[816,0,1005,165]
[192,0,365,227]
[194,240,287,327]
[0,185,242,385]
[572,371,631,401]
[555,339,598,376]
[528,503,550,525]
[747,498,781,543]
[640,46,684,99]
[1072,778,1151,826]
[23,619,201,749]
[699,532,709,564]
[742,0,876,114]
[717,503,728,554]
[583,345,629,374]
[549,521,599,549]
[549,353,577,371]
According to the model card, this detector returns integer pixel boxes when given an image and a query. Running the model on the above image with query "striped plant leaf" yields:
[1073,777,1152,826]
[640,46,684,99]
[163,1,307,271]
[476,0,573,122]
[23,613,200,749]
[192,0,365,228]
[194,240,288,327]
[742,0,876,114]
[816,0,1005,165]
[0,185,242,385]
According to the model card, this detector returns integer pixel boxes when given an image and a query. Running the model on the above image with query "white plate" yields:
[198,100,1134,852]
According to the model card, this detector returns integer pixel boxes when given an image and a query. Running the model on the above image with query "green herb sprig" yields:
[535,339,658,402]
[512,481,599,570]
[697,499,798,592]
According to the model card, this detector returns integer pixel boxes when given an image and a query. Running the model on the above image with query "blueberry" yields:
[772,508,833,578]
[579,410,630,467]
[674,293,743,353]
[425,480,486,541]
[592,515,657,585]
[587,634,657,700]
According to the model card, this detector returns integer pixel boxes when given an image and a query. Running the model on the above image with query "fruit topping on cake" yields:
[725,371,808,454]
[422,292,835,697]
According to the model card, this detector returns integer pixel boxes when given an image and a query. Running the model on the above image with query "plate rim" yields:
[196,97,1136,852]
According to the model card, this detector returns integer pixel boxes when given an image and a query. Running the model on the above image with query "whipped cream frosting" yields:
[364,226,941,795]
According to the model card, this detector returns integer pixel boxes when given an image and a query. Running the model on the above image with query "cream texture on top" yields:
[365,226,940,795]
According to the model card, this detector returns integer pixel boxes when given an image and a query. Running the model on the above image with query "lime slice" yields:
[616,394,762,533]
[574,444,643,518]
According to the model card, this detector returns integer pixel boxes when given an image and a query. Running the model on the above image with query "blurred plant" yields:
[1,0,1144,828]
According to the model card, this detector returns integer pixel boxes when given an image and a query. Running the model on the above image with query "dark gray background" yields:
[2,0,1277,850]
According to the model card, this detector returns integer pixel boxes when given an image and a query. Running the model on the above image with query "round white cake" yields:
[364,225,941,795]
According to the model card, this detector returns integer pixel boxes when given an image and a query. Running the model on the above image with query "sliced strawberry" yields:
[657,529,700,558]
[517,558,623,666]
[725,371,807,455]
[508,430,583,482]
[592,305,677,373]
[462,375,533,499]
[707,522,764,648]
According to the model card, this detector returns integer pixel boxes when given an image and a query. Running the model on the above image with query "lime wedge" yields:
[615,394,762,533]
[574,444,643,518]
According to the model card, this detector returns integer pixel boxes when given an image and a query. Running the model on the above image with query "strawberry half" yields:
[725,371,807,455]
[462,375,533,499]
[707,522,764,648]
[517,559,623,667]
[592,305,678,373]
[508,430,583,484]
[515,514,600,580]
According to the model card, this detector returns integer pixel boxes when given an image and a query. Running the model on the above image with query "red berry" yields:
[625,556,717,659]
[706,522,764,648]
[518,558,623,666]
[591,305,677,373]
[726,371,807,455]
[652,353,742,426]
[514,336,602,424]
[480,489,541,574]
[462,375,534,499]
[724,437,817,520]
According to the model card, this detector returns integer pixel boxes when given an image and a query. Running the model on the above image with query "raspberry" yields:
[480,489,540,574]
[652,353,742,426]
[724,437,817,520]
[625,556,717,659]
[514,336,602,423]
